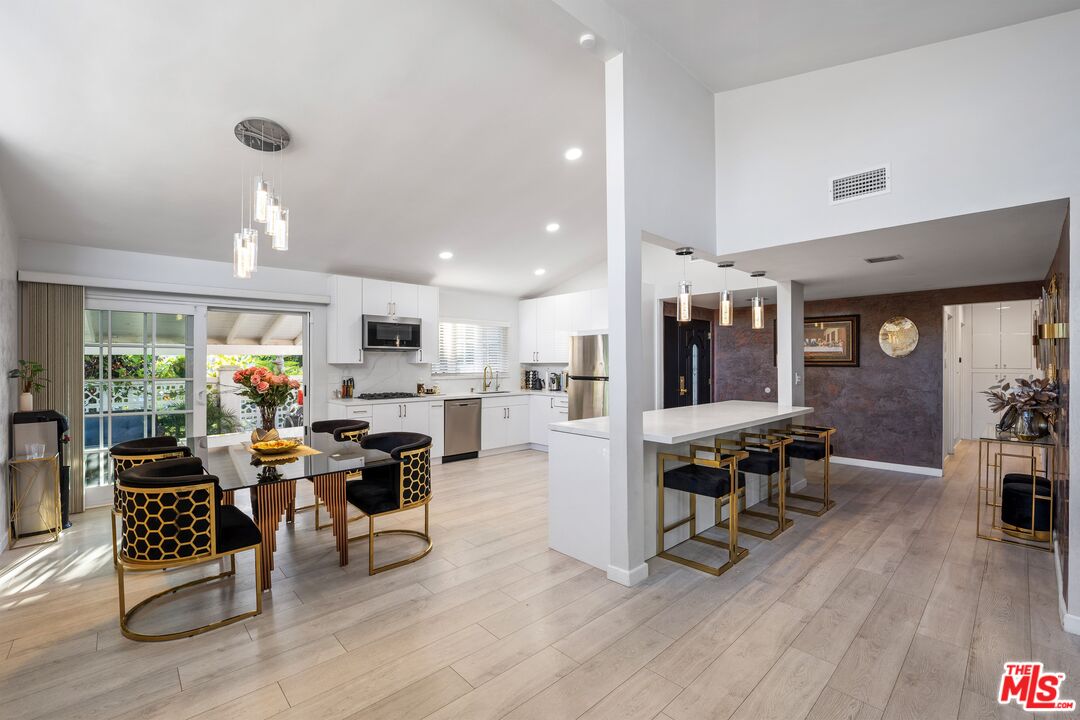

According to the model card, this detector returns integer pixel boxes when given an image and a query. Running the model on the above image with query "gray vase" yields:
[1014,409,1048,442]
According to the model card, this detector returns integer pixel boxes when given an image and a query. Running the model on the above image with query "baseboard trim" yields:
[1054,541,1080,635]
[607,562,649,587]
[830,455,943,477]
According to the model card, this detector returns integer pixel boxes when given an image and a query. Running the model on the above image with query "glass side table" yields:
[977,434,1055,552]
[7,453,62,548]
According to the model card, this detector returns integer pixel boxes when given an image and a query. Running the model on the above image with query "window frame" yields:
[432,317,511,376]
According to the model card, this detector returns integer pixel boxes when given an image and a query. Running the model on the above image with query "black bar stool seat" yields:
[785,439,827,462]
[663,464,743,498]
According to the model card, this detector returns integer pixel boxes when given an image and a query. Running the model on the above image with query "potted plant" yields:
[232,366,300,441]
[982,376,1058,441]
[16,360,49,412]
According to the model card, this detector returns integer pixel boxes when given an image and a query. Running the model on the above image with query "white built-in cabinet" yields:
[529,394,568,446]
[429,400,445,458]
[372,401,430,435]
[326,275,438,365]
[481,395,530,450]
[519,288,606,364]
[970,300,1034,371]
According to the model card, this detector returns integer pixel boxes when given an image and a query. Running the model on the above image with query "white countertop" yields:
[329,389,567,406]
[549,400,814,445]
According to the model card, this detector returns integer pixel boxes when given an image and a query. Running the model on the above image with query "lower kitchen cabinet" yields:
[429,401,445,458]
[372,401,430,435]
[530,394,568,446]
[481,395,530,451]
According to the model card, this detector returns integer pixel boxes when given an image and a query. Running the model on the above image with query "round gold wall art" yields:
[878,316,919,357]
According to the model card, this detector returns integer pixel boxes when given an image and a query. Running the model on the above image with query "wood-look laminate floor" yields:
[0,442,1074,720]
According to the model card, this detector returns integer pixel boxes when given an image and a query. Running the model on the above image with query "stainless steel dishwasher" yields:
[443,398,481,461]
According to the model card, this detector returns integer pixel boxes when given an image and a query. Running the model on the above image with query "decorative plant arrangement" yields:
[232,366,300,437]
[983,376,1059,441]
[16,360,49,412]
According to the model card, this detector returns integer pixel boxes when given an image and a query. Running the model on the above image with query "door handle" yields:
[679,376,687,396]
[398,404,402,418]
[404,404,407,418]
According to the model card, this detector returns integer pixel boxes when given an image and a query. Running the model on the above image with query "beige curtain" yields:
[19,282,85,513]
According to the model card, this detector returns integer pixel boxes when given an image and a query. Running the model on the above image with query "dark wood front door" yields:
[663,316,712,408]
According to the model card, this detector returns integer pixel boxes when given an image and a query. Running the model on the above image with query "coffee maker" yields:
[548,372,562,392]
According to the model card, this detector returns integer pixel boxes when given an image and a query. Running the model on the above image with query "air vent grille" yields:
[865,254,904,264]
[830,164,890,204]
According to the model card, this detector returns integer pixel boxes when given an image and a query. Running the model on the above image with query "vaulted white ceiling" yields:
[607,0,1080,91]
[0,0,605,297]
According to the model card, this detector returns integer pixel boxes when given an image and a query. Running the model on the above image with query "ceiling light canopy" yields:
[232,118,292,278]
[564,147,583,161]
[546,222,560,233]
[439,251,454,260]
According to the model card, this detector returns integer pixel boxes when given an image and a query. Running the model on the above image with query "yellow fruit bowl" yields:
[250,438,302,455]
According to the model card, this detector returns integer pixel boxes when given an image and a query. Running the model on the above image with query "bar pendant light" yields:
[717,261,734,327]
[751,271,766,330]
[273,208,289,251]
[675,247,694,323]
[254,177,270,223]
[232,118,293,277]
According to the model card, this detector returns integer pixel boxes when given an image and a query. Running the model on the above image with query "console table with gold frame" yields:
[976,434,1054,552]
[7,453,62,548]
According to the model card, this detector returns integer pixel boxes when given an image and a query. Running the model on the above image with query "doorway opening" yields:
[662,311,712,408]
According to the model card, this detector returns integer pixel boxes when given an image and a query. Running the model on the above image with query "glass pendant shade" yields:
[265,196,279,236]
[751,295,765,330]
[254,177,270,224]
[677,280,693,323]
[719,289,734,327]
[233,232,251,279]
[272,208,289,251]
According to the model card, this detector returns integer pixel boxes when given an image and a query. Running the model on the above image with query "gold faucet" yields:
[483,365,493,392]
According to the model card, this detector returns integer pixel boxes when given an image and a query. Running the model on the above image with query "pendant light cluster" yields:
[672,248,767,330]
[232,118,292,279]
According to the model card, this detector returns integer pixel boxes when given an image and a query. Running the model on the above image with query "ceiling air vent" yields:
[830,164,890,204]
[864,254,904,264]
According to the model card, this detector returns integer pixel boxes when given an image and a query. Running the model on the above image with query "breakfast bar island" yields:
[547,400,814,585]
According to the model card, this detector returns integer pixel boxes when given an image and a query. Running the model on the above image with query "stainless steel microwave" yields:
[362,315,422,350]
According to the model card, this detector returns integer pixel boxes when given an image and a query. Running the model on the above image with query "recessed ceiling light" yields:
[564,147,583,161]
[545,222,560,233]
[579,33,596,50]
[438,251,453,260]
[534,268,546,276]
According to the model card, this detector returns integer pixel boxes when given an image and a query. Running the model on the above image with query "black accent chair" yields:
[346,432,433,575]
[109,437,192,565]
[1001,473,1053,542]
[773,424,837,516]
[116,457,262,642]
[311,419,371,442]
[657,444,749,576]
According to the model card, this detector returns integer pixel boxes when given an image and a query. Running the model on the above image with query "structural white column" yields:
[605,53,648,587]
[775,280,805,406]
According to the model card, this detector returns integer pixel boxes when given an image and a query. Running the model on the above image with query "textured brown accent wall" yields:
[713,282,1042,470]
[1047,210,1070,603]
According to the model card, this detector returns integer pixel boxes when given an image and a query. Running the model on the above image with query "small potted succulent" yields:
[983,376,1058,441]
[15,360,49,412]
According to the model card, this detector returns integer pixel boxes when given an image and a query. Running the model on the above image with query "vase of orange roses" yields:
[232,366,301,441]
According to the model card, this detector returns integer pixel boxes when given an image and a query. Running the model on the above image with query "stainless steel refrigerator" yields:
[568,333,609,420]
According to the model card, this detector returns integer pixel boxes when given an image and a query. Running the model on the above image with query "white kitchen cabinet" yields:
[391,282,419,318]
[372,402,401,432]
[970,300,1034,370]
[413,285,439,365]
[362,279,419,318]
[326,402,372,423]
[480,395,530,450]
[519,299,539,363]
[429,401,445,459]
[401,401,429,435]
[327,275,365,364]
[529,394,568,446]
[537,296,558,363]
[372,400,430,434]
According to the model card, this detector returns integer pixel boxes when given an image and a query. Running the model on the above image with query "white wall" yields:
[0,183,16,552]
[714,11,1080,253]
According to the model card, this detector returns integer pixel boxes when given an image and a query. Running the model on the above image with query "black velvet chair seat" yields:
[217,505,262,552]
[1001,481,1053,532]
[786,439,827,461]
[312,419,371,441]
[663,463,744,498]
[738,448,782,475]
[1001,473,1051,492]
[345,473,400,515]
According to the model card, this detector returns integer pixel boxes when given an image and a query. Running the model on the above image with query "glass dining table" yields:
[187,429,395,591]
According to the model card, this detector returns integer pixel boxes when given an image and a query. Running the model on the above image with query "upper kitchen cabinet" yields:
[969,300,1035,371]
[327,275,365,364]
[362,279,419,318]
[413,284,439,365]
[519,289,606,364]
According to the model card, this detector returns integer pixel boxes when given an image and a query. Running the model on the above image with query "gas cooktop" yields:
[356,392,418,400]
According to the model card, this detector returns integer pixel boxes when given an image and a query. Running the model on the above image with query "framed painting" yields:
[804,314,860,367]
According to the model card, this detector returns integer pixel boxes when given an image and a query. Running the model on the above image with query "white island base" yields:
[547,401,813,585]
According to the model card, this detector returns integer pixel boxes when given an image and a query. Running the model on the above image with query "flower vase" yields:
[1014,409,1047,442]
[251,404,280,444]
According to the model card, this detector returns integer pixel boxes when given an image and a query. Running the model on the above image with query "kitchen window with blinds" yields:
[433,320,510,375]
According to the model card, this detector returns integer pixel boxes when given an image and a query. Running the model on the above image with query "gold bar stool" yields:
[774,424,836,516]
[109,437,192,566]
[657,445,749,576]
[709,433,793,540]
